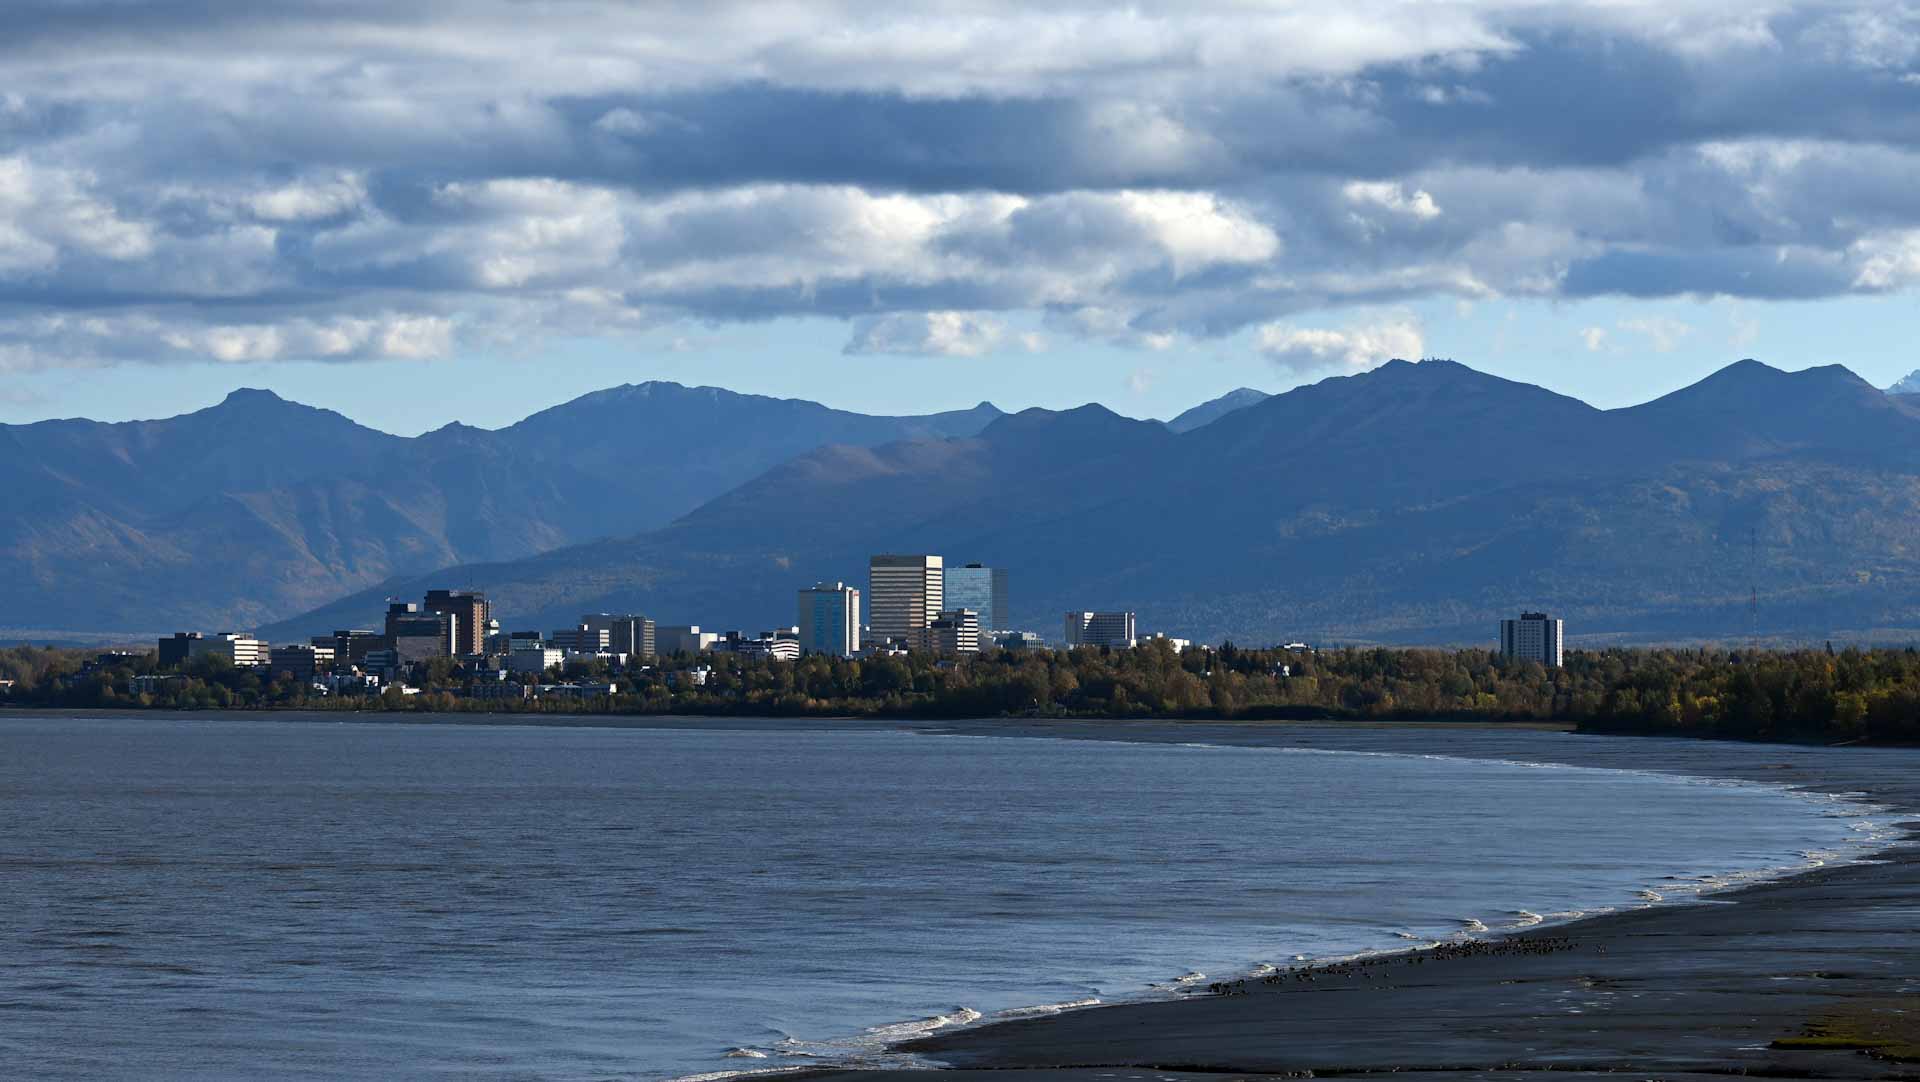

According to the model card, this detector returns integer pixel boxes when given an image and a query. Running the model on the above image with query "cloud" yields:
[1343,181,1441,222]
[6,3,1920,371]
[1579,326,1607,351]
[1257,314,1425,374]
[1617,315,1694,352]
[1728,307,1761,347]
[843,311,1017,357]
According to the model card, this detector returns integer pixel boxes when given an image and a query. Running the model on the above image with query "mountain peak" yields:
[1166,387,1270,433]
[219,387,289,407]
[1887,369,1920,395]
[981,402,1167,447]
[1652,359,1876,405]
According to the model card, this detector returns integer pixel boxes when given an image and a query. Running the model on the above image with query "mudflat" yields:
[791,721,1920,1081]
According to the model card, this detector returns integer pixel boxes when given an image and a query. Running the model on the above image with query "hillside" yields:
[0,384,1004,635]
[263,359,1920,647]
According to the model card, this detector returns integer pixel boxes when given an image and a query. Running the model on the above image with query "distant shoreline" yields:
[15,704,1919,748]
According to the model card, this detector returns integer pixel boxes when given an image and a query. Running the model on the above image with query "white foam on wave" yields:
[666,1067,805,1082]
[993,997,1101,1019]
[1457,918,1489,934]
[1393,931,1421,940]
[1636,889,1664,902]
[722,1048,768,1059]
[1509,910,1545,927]
[862,1007,981,1043]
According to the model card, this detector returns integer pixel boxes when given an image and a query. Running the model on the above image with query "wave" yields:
[1636,889,1664,902]
[1457,918,1489,934]
[1508,910,1545,927]
[665,1068,797,1082]
[993,997,1101,1019]
[860,1007,981,1043]
[721,1048,768,1059]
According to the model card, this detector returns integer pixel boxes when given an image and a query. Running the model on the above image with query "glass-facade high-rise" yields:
[944,563,1007,632]
[797,582,862,657]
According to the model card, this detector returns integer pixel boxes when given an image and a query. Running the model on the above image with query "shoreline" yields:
[775,720,1920,1082]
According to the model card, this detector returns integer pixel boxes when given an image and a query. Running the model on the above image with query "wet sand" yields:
[789,721,1920,1081]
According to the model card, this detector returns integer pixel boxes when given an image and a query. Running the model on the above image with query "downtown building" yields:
[550,624,612,653]
[797,582,861,657]
[656,625,719,655]
[386,602,455,664]
[312,629,383,665]
[868,554,943,647]
[578,614,656,658]
[424,589,491,656]
[159,631,270,668]
[920,608,980,655]
[721,629,801,661]
[267,643,334,681]
[944,563,1008,633]
[1064,611,1137,649]
[1499,612,1565,668]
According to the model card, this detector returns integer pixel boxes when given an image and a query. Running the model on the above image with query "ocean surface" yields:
[0,715,1887,1081]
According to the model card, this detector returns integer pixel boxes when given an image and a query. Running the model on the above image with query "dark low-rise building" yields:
[158,632,203,668]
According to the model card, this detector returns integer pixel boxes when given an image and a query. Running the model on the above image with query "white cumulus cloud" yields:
[1256,314,1425,374]
[844,311,1023,357]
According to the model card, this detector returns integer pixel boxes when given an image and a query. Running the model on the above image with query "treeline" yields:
[4,642,1918,743]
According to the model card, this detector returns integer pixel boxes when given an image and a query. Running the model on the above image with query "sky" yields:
[5,1,1920,435]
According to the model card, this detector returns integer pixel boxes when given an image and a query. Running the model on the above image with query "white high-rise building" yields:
[1064,611,1136,649]
[1499,612,1564,668]
[797,582,862,657]
[868,555,943,646]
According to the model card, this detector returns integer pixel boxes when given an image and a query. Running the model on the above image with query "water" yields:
[0,715,1882,1081]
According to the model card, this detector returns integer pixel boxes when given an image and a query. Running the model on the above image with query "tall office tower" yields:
[1063,611,1137,649]
[1499,612,1565,668]
[868,554,943,646]
[581,613,656,657]
[424,589,491,656]
[944,563,1007,632]
[386,602,455,663]
[922,608,980,655]
[797,582,861,657]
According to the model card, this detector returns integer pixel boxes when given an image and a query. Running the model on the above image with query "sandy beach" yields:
[781,721,1920,1081]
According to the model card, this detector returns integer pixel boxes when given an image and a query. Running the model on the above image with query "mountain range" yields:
[0,384,1003,636]
[254,359,1920,648]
